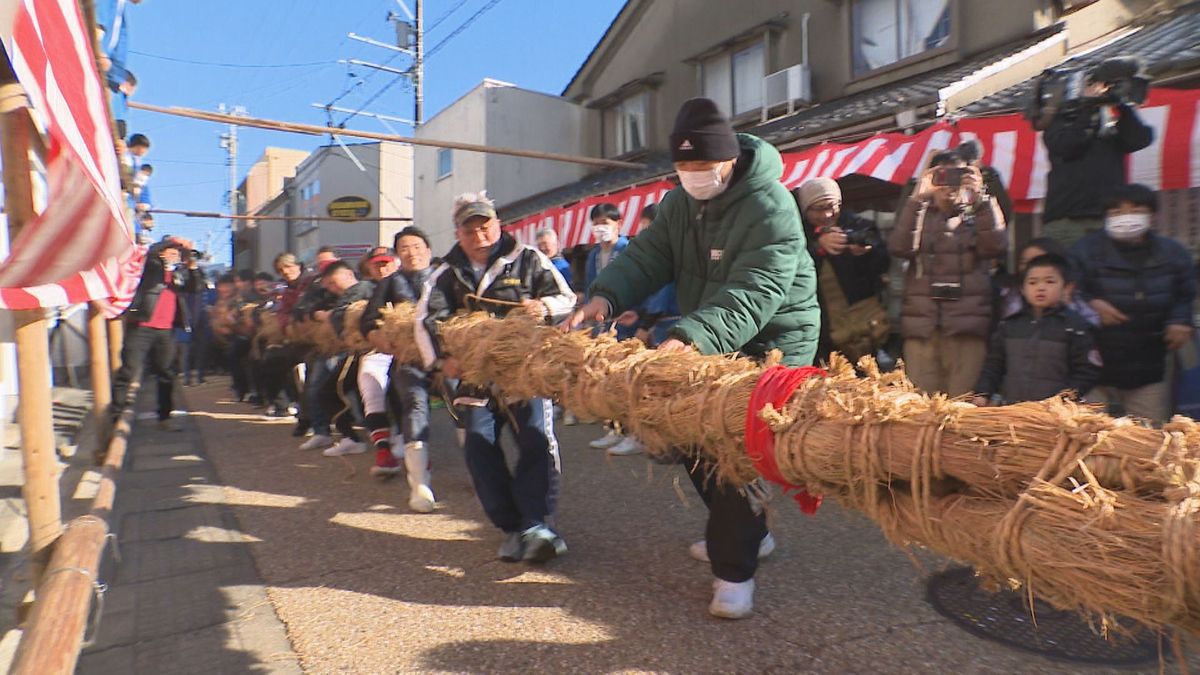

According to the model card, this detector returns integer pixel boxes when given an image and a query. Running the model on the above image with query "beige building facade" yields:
[414,79,590,255]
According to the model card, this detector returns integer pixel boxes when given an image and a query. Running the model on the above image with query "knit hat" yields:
[797,178,842,211]
[669,98,739,162]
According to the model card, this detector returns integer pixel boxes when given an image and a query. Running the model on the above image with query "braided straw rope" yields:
[257,303,1200,636]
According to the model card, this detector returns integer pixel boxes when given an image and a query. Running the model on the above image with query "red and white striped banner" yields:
[0,0,138,315]
[508,87,1200,245]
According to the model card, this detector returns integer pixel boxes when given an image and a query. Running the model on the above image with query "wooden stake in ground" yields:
[87,303,110,423]
[106,318,122,373]
[0,76,62,580]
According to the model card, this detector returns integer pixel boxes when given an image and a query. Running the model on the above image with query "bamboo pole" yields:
[106,318,122,373]
[128,101,646,171]
[1,70,63,580]
[11,409,131,675]
[149,208,414,222]
[86,303,110,424]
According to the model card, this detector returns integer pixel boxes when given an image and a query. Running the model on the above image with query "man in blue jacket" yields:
[1070,183,1195,422]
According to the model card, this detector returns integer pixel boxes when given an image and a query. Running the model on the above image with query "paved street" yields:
[79,377,1197,673]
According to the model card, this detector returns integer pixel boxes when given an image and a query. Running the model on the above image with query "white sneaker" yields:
[709,578,754,619]
[405,441,435,513]
[689,533,775,563]
[589,430,623,449]
[562,410,577,426]
[607,436,643,456]
[322,438,367,457]
[298,434,334,451]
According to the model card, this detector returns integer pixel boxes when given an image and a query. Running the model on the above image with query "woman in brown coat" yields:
[888,150,1008,396]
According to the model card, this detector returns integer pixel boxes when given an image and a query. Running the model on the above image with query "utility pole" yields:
[218,103,246,266]
[414,0,423,127]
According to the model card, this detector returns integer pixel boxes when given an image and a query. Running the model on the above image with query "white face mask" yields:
[678,163,729,201]
[592,224,616,244]
[1105,213,1152,241]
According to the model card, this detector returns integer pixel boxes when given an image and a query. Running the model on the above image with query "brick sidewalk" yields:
[77,387,300,674]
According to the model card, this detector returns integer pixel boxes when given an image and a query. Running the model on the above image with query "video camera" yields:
[840,217,875,248]
[1026,56,1149,130]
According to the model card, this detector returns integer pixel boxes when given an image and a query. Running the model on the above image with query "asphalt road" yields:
[181,377,1193,674]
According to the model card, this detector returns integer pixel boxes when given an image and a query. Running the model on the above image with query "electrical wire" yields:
[428,0,471,32]
[129,50,332,69]
[426,0,504,58]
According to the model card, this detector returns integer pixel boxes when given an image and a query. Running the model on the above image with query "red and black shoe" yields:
[369,447,403,478]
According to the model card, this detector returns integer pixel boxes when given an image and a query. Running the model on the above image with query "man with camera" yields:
[1036,57,1154,246]
[109,236,205,429]
[798,177,890,363]
[888,149,1007,396]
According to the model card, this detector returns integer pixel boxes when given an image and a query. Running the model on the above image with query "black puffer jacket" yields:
[1043,104,1153,222]
[124,242,204,330]
[361,267,433,337]
[975,304,1099,403]
[330,280,376,338]
[1070,231,1196,388]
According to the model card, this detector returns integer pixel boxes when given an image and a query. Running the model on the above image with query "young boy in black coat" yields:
[974,253,1099,405]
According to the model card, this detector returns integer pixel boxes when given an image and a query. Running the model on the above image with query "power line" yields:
[129,50,333,69]
[427,0,504,59]
[428,0,470,32]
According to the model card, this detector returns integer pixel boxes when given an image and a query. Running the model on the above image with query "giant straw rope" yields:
[263,302,1200,638]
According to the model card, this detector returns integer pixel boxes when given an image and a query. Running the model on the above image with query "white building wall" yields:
[484,87,589,207]
[415,85,490,257]
[415,80,593,257]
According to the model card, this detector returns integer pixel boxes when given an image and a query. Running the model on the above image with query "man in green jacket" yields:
[561,98,819,619]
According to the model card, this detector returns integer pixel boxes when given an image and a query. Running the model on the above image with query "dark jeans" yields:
[319,355,361,440]
[391,364,430,443]
[110,325,177,421]
[228,336,251,398]
[685,457,768,583]
[462,398,560,533]
[306,356,336,435]
[260,345,298,411]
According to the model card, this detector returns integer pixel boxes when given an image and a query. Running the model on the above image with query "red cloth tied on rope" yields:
[745,365,826,514]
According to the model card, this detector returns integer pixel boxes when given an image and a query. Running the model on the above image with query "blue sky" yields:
[125,0,624,264]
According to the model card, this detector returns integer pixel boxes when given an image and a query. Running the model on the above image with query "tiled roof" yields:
[966,4,1200,114]
[501,26,1065,222]
[748,25,1065,145]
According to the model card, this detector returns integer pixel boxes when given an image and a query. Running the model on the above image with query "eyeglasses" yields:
[458,221,495,236]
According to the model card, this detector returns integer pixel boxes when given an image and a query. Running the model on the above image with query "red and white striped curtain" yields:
[508,87,1200,245]
[0,0,140,316]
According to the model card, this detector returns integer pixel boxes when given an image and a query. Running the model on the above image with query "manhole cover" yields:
[926,567,1160,666]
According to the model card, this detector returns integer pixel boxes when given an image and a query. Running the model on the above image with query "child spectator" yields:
[1070,183,1196,422]
[997,237,1100,326]
[974,253,1099,405]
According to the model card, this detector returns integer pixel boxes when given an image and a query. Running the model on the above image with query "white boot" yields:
[710,578,755,619]
[404,441,435,513]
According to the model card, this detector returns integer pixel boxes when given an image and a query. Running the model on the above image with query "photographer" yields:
[888,150,1007,396]
[1038,57,1154,246]
[109,236,204,429]
[798,177,890,363]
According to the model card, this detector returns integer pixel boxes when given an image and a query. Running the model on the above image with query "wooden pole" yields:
[0,63,63,579]
[148,208,414,222]
[86,304,110,424]
[128,100,646,170]
[12,310,62,576]
[106,318,122,374]
[11,408,131,675]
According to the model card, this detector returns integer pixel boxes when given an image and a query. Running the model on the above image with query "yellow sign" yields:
[327,196,372,221]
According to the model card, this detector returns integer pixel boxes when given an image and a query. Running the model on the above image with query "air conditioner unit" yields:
[762,64,812,122]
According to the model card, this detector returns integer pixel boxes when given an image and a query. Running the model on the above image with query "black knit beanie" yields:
[669,98,739,162]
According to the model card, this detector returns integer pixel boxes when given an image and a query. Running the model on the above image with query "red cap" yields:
[316,258,338,273]
[368,250,396,265]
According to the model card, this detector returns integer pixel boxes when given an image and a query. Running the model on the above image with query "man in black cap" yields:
[562,98,819,619]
